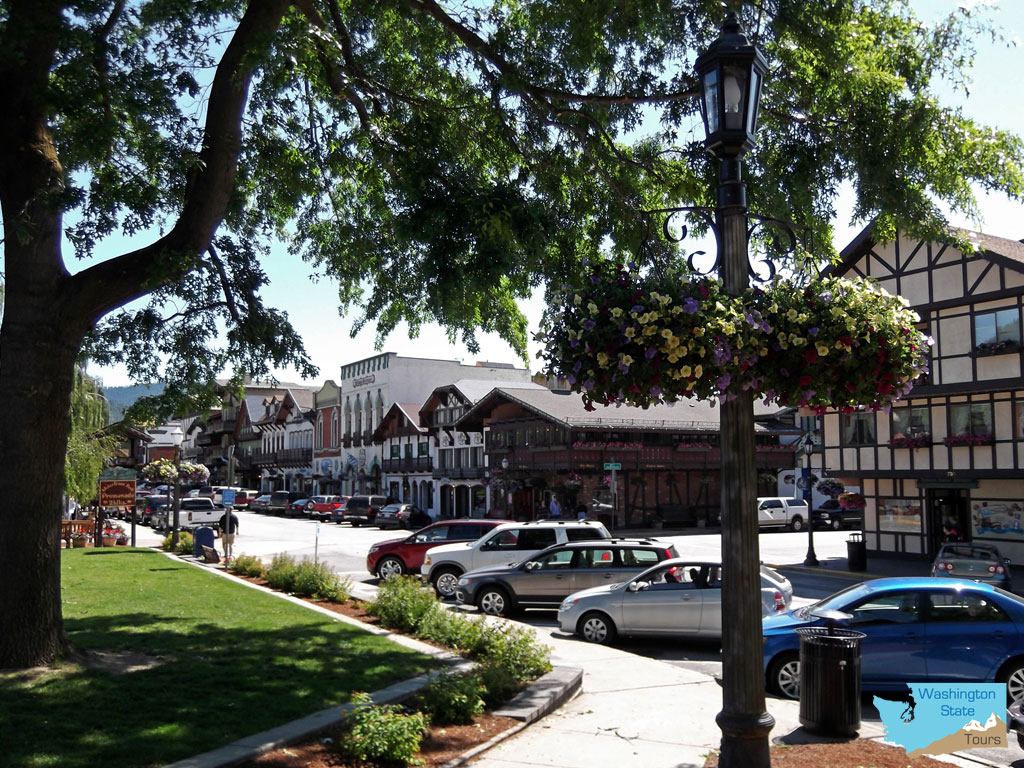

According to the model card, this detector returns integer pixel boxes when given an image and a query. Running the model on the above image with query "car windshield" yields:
[381,505,402,513]
[939,545,999,561]
[794,582,871,619]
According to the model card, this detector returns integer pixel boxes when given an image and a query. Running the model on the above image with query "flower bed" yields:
[537,262,930,412]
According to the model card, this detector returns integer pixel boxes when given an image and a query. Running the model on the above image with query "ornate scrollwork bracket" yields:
[638,206,812,284]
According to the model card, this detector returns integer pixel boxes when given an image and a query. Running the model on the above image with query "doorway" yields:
[927,488,969,555]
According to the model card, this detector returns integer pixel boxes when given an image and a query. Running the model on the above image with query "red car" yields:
[366,518,510,579]
[305,495,348,521]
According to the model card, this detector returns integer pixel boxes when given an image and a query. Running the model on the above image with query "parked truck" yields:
[151,497,225,533]
[756,497,810,531]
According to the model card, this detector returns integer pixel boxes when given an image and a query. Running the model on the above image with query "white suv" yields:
[421,519,611,597]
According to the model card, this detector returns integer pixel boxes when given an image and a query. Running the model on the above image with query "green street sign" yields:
[603,463,621,470]
[100,467,137,481]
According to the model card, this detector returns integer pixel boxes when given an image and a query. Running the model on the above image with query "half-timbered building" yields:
[818,225,1024,562]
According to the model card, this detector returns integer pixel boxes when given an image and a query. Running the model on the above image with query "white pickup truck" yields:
[151,498,225,532]
[757,497,809,531]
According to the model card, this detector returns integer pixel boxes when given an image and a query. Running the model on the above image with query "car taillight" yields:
[773,590,785,612]
[989,565,1006,574]
[936,562,952,571]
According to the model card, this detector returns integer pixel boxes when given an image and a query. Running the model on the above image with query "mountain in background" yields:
[104,383,165,422]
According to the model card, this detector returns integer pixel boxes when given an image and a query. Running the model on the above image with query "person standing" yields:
[549,496,562,519]
[219,510,239,557]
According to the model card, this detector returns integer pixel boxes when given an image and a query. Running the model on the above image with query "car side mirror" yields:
[524,561,540,571]
[627,581,649,592]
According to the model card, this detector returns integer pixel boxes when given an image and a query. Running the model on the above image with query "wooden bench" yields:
[60,520,95,548]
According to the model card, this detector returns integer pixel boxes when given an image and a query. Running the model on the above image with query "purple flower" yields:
[716,373,732,390]
[618,362,630,373]
[573,361,582,373]
[627,261,636,270]
[650,386,662,398]
[582,379,595,391]
[631,304,645,313]
[808,327,819,336]
[645,347,657,359]
[589,275,600,284]
[712,344,731,365]
[819,290,834,303]
[682,297,699,315]
[569,339,579,347]
[582,319,596,330]
[761,321,771,332]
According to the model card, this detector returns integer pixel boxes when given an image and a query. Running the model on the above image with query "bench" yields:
[60,520,95,548]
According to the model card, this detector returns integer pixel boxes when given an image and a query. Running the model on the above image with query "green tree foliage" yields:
[1,0,1022,669]
[64,367,116,504]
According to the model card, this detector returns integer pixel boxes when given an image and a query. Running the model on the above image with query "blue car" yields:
[763,577,1024,701]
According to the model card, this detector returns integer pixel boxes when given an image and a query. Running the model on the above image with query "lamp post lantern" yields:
[696,12,774,768]
[803,439,819,567]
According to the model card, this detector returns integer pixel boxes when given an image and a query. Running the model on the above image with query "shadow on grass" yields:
[7,569,437,768]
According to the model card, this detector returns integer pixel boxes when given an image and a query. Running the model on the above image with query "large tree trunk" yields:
[0,260,85,668]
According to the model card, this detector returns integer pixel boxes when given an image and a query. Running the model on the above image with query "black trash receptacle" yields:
[795,627,865,737]
[847,532,867,571]
[193,526,216,558]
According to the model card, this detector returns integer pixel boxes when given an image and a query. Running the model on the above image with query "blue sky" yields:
[86,0,1024,389]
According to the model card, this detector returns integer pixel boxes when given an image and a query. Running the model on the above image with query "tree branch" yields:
[204,242,240,323]
[92,0,126,163]
[67,0,292,323]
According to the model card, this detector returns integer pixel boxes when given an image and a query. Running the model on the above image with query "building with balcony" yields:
[338,353,532,496]
[312,381,343,495]
[811,225,1024,563]
[249,387,315,493]
[457,388,798,527]
[374,402,433,513]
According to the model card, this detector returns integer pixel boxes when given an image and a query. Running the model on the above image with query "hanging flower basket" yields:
[838,492,866,510]
[141,458,210,485]
[537,262,930,413]
[816,478,845,498]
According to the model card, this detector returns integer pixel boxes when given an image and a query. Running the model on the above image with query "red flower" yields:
[804,349,819,364]
[799,376,812,386]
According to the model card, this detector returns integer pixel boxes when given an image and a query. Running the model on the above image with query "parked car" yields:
[268,490,305,515]
[151,497,225,532]
[305,495,346,520]
[930,542,1012,590]
[421,519,612,598]
[231,490,260,509]
[456,538,680,616]
[366,519,510,579]
[376,503,431,530]
[342,495,391,527]
[762,577,1024,700]
[327,496,353,523]
[558,558,793,644]
[1007,698,1024,750]
[757,497,809,531]
[250,494,272,513]
[811,499,862,530]
[284,497,311,518]
[139,494,170,526]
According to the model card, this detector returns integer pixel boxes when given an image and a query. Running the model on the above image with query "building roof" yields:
[457,387,786,434]
[447,378,546,404]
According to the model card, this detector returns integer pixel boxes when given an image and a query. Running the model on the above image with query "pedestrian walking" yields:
[219,510,239,556]
[549,497,562,518]
[576,503,588,520]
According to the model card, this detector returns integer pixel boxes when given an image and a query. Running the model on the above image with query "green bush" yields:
[474,659,522,707]
[417,609,488,654]
[160,531,195,554]
[229,553,265,578]
[341,692,428,766]
[264,553,299,592]
[421,672,485,725]
[367,575,440,634]
[475,622,552,683]
[292,559,350,602]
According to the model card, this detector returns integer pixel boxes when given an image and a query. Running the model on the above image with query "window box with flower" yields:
[974,340,1019,357]
[889,434,932,449]
[942,433,994,447]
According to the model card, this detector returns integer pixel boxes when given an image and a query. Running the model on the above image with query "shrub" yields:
[474,659,522,707]
[367,575,440,634]
[417,609,488,654]
[421,672,485,725]
[264,553,299,592]
[341,692,427,766]
[229,553,265,578]
[474,622,552,684]
[160,532,194,554]
[292,559,351,602]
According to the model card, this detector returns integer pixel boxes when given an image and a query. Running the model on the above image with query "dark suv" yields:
[811,499,862,530]
[343,495,390,527]
[268,490,305,515]
[454,537,679,616]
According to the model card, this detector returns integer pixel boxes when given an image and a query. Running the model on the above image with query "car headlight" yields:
[369,544,381,553]
[559,597,577,612]
[457,577,471,586]
[423,556,432,566]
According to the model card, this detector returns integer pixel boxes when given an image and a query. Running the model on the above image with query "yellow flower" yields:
[573,294,583,305]
[643,325,658,337]
[587,302,599,315]
[797,313,808,324]
[769,303,779,313]
[786,308,798,321]
[694,364,703,379]
[721,321,736,335]
[624,327,636,338]
[619,354,634,366]
[693,327,705,337]
[661,328,674,339]
[680,365,692,377]
[610,307,623,319]
[816,343,830,357]
[597,352,609,366]
[668,353,679,364]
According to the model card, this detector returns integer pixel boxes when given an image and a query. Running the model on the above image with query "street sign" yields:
[98,479,136,506]
[603,463,621,470]
[221,489,236,507]
[100,467,136,481]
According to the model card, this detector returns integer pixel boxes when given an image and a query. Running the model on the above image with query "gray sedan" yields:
[930,542,1012,590]
[557,558,793,644]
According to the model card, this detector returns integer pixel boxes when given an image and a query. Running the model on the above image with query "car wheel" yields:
[432,567,462,599]
[478,586,513,616]
[998,659,1024,704]
[578,611,617,645]
[789,516,804,532]
[376,556,406,579]
[768,652,800,699]
[830,517,842,531]
[351,521,361,528]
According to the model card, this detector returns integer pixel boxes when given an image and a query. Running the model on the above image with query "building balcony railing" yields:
[351,434,362,448]
[234,454,253,470]
[221,417,237,433]
[382,457,433,473]
[363,430,375,444]
[254,451,277,466]
[433,466,485,481]
[180,445,201,459]
[278,447,312,466]
[342,436,352,448]
[196,433,216,446]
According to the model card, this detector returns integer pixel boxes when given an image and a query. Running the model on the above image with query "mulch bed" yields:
[702,738,957,767]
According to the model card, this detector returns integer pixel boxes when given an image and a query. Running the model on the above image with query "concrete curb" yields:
[765,562,880,580]
[160,551,582,768]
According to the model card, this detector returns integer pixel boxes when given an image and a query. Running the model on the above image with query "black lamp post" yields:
[696,13,773,768]
[803,439,819,566]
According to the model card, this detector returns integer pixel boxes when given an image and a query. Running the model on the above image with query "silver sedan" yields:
[558,558,793,644]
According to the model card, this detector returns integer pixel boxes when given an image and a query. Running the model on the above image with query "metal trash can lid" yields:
[847,532,863,542]
[795,626,866,644]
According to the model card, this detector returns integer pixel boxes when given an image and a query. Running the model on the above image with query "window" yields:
[949,403,993,437]
[565,527,610,542]
[975,309,1020,351]
[841,412,876,446]
[580,548,617,568]
[928,592,1007,623]
[849,593,921,625]
[390,444,400,459]
[533,549,575,569]
[518,529,558,550]
[316,415,323,449]
[891,407,930,439]
[331,413,339,446]
[404,443,413,458]
[878,498,922,533]
[418,441,428,457]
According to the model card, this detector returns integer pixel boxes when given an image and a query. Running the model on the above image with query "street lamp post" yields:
[695,13,773,767]
[803,439,819,566]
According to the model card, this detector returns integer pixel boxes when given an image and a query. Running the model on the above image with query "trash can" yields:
[795,627,865,736]
[192,526,216,558]
[846,532,867,571]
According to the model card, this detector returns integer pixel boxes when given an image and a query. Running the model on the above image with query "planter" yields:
[101,535,118,547]
[72,537,89,548]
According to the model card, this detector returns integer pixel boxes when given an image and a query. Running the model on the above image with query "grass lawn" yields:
[1,548,438,768]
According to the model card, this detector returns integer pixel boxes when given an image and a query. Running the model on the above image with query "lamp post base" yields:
[716,710,775,767]
[803,553,820,567]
